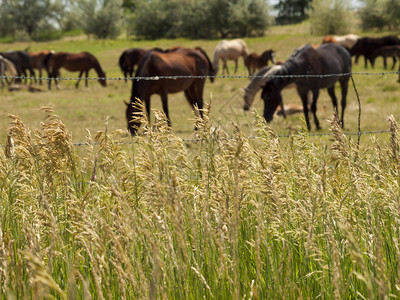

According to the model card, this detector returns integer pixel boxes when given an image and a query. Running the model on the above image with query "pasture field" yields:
[0,22,399,144]
[2,22,400,299]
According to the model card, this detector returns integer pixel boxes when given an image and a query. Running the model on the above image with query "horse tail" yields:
[119,51,128,77]
[195,47,215,83]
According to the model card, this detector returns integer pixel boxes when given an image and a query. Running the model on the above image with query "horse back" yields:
[291,44,351,88]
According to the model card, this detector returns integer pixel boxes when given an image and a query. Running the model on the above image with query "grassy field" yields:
[2,23,400,299]
[0,22,399,145]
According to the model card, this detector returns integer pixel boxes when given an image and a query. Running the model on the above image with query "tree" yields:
[359,0,400,31]
[274,0,312,24]
[309,0,354,35]
[73,0,124,39]
[0,0,65,40]
[129,0,270,39]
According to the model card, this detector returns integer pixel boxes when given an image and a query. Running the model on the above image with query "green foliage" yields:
[130,0,180,39]
[274,0,312,24]
[130,0,270,39]
[309,0,355,35]
[0,0,65,41]
[359,0,400,31]
[73,0,124,39]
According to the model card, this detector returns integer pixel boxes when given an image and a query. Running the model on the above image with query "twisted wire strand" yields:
[1,70,399,82]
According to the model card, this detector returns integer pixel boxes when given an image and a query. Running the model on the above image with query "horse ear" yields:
[123,100,130,106]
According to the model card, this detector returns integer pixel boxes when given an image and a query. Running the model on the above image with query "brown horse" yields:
[0,51,35,84]
[371,45,400,70]
[244,50,275,75]
[118,47,164,83]
[126,47,215,135]
[42,51,106,90]
[28,50,54,84]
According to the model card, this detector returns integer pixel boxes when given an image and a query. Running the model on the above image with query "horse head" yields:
[98,70,107,87]
[243,87,253,111]
[261,79,283,123]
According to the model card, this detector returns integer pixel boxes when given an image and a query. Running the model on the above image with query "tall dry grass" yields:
[1,105,400,299]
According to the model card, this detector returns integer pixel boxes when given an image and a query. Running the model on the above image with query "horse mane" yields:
[194,47,215,83]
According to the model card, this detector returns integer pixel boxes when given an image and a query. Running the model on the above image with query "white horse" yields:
[322,34,360,50]
[213,39,250,75]
[0,55,17,90]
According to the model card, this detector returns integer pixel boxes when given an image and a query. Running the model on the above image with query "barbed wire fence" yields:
[1,70,400,146]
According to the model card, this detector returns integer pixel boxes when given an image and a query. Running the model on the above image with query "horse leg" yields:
[298,90,311,130]
[310,89,321,130]
[392,56,396,70]
[53,68,60,90]
[85,70,89,88]
[339,78,349,128]
[223,60,229,75]
[39,68,42,85]
[185,83,204,130]
[0,62,4,90]
[160,91,171,126]
[234,59,238,74]
[76,71,84,88]
[28,67,35,85]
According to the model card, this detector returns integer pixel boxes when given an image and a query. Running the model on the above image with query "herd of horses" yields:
[1,33,400,134]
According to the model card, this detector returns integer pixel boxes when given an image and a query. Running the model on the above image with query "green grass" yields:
[1,22,400,298]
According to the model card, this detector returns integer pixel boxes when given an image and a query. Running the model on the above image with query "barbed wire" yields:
[0,70,397,148]
[1,70,400,82]
[68,129,391,147]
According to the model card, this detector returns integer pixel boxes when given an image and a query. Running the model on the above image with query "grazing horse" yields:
[213,39,249,75]
[42,51,107,90]
[118,47,164,82]
[0,55,18,89]
[322,34,360,50]
[371,45,400,70]
[28,50,54,84]
[0,51,35,84]
[244,44,352,130]
[245,50,275,75]
[349,36,400,68]
[243,65,296,116]
[126,47,215,135]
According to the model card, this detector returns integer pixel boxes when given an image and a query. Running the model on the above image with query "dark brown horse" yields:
[244,50,275,75]
[28,50,54,84]
[42,51,106,90]
[245,43,352,130]
[371,45,400,70]
[0,51,35,84]
[349,35,400,68]
[118,47,165,82]
[126,47,215,135]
